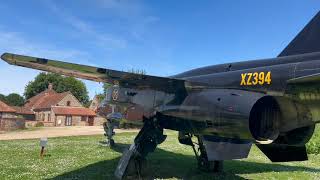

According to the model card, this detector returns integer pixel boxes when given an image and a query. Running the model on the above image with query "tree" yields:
[24,73,63,99]
[24,73,89,105]
[0,94,6,103]
[5,93,25,106]
[95,93,106,102]
[57,76,89,105]
[127,68,146,75]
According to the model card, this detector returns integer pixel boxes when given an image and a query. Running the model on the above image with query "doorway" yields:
[88,117,94,126]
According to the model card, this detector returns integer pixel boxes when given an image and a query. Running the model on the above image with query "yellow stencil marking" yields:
[240,73,247,85]
[240,72,272,86]
[246,73,253,85]
[252,72,259,85]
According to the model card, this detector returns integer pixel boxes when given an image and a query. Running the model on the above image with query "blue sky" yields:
[0,0,319,99]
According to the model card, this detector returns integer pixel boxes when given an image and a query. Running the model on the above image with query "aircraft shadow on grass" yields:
[51,143,320,180]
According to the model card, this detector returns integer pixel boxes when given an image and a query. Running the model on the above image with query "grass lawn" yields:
[0,130,320,180]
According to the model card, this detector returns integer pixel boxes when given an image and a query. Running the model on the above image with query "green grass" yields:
[0,130,320,180]
[307,125,320,154]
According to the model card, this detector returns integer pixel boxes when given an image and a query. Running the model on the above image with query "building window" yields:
[67,101,71,106]
[65,116,72,126]
[48,113,51,122]
[0,112,2,119]
[81,116,87,121]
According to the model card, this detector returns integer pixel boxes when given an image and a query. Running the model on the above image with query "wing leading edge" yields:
[1,53,184,92]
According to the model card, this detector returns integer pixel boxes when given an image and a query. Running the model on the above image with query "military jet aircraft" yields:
[2,11,320,179]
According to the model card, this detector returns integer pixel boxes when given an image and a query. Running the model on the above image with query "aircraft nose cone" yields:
[1,53,15,64]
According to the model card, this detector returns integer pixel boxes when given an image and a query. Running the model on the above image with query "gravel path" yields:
[0,126,139,140]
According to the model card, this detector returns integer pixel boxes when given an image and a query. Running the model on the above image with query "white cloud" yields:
[0,1,166,99]
[96,0,143,17]
[45,0,160,45]
[94,0,160,41]
[97,0,131,9]
[44,0,127,50]
[0,31,86,60]
[0,30,102,98]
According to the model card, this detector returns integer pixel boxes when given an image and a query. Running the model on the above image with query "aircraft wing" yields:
[1,53,184,92]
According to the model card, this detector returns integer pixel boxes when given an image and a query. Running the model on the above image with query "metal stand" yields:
[188,135,224,172]
[115,117,167,179]
[103,119,115,147]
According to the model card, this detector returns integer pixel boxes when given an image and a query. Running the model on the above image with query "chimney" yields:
[48,83,53,90]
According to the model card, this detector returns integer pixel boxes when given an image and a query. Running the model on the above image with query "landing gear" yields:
[103,119,116,147]
[187,134,224,173]
[115,117,167,179]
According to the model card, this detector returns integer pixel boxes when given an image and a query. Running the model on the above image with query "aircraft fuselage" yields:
[104,52,320,145]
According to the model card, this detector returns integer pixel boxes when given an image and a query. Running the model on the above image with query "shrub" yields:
[118,119,142,129]
[35,122,44,127]
[119,119,127,129]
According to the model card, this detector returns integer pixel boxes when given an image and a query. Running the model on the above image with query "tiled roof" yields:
[12,106,34,115]
[0,100,16,113]
[22,88,72,111]
[33,92,70,110]
[24,89,56,109]
[52,107,96,116]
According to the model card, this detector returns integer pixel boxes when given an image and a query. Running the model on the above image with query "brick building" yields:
[17,84,100,126]
[89,94,144,122]
[0,100,25,131]
[0,100,16,119]
[89,95,107,124]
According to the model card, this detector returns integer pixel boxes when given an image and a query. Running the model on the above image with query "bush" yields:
[119,119,126,129]
[35,122,44,127]
[307,125,320,154]
[118,119,142,129]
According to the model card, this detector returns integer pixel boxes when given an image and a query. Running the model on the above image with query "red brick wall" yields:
[126,106,144,121]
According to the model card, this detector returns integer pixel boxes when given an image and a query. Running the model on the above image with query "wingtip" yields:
[1,52,8,60]
[1,52,14,64]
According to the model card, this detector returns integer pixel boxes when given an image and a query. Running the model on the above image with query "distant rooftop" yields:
[0,100,16,113]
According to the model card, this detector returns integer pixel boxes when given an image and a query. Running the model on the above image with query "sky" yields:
[0,0,319,99]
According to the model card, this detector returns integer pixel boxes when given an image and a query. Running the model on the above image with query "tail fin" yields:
[278,11,320,57]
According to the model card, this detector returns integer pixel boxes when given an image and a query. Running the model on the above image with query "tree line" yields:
[24,73,89,105]
[1,73,90,107]
[2,68,146,107]
[0,93,25,106]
